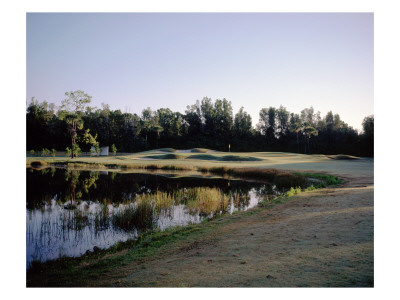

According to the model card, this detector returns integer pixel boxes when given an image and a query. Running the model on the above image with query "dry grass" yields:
[185,187,230,216]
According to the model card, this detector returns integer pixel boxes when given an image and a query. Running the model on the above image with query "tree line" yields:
[26,91,374,157]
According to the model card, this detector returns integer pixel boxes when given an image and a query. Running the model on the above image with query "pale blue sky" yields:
[26,13,373,130]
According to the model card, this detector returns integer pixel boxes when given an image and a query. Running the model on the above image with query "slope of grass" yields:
[327,154,360,160]
[144,154,184,160]
[186,154,218,160]
[218,155,262,162]
[190,148,210,153]
[186,154,262,162]
[156,148,177,153]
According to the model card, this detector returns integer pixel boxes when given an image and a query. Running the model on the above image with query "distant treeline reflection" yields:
[26,168,270,209]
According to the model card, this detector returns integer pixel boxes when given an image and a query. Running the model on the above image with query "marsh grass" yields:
[199,167,278,181]
[61,210,89,231]
[112,200,157,231]
[138,191,177,211]
[141,164,193,171]
[66,161,105,169]
[111,187,234,231]
[231,191,250,209]
[275,173,307,189]
[94,203,110,231]
[185,187,230,217]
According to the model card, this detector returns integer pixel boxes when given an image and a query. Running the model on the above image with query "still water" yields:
[26,168,282,269]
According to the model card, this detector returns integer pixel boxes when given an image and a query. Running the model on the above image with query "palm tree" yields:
[302,125,318,154]
[290,122,302,153]
[153,125,164,148]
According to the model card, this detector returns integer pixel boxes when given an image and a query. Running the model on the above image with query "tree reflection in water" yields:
[26,168,284,268]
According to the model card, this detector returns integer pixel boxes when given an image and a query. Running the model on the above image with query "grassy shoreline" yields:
[27,187,307,287]
[26,151,346,286]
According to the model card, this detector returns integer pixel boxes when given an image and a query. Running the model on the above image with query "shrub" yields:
[65,147,72,157]
[111,144,117,156]
[73,144,82,157]
[51,149,56,157]
[286,186,302,197]
[41,148,50,156]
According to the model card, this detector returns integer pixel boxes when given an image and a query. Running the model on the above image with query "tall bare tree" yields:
[59,90,92,158]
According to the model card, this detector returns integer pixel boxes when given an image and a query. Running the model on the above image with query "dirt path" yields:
[100,159,374,287]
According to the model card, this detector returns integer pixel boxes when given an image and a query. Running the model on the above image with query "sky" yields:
[26,12,373,131]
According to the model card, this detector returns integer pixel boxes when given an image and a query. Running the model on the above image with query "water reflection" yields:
[26,168,283,269]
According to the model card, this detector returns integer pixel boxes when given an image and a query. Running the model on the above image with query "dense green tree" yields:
[276,105,290,138]
[300,106,316,126]
[141,107,154,149]
[185,100,202,135]
[258,107,277,143]
[234,107,252,137]
[362,115,374,156]
[201,97,215,136]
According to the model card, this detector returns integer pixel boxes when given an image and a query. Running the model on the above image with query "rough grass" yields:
[294,172,344,186]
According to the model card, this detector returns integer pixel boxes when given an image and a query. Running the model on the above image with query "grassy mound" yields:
[156,148,177,153]
[186,154,218,160]
[218,155,262,162]
[144,154,184,160]
[186,154,262,162]
[191,148,210,153]
[327,154,359,160]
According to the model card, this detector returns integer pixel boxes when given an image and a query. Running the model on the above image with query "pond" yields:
[26,168,285,269]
